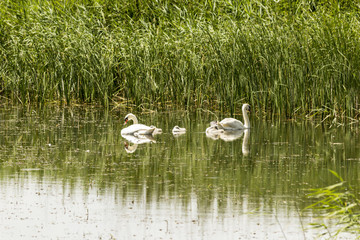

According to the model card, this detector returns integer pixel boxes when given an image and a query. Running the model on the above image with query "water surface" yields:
[0,106,359,239]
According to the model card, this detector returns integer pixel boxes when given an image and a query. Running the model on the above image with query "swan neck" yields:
[129,114,138,124]
[242,109,250,128]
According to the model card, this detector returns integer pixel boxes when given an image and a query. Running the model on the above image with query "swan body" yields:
[172,126,186,133]
[216,104,251,130]
[121,124,156,135]
[121,113,158,136]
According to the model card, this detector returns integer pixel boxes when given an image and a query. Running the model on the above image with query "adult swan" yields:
[121,113,160,136]
[216,103,251,130]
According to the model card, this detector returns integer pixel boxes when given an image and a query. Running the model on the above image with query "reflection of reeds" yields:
[1,107,359,213]
[0,1,359,119]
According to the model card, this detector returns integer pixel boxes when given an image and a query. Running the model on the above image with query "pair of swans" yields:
[121,103,250,136]
[121,103,251,154]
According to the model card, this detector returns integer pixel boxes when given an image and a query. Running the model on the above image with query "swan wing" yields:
[121,124,156,135]
[219,118,245,130]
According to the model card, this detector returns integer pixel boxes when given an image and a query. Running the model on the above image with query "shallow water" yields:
[0,106,359,239]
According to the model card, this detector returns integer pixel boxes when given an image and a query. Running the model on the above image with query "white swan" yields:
[216,104,251,130]
[172,126,186,136]
[120,113,160,136]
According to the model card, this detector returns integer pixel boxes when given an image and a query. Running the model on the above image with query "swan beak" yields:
[124,118,129,125]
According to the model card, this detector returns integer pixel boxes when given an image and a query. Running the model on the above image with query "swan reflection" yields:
[122,134,156,153]
[242,129,250,156]
[206,127,250,155]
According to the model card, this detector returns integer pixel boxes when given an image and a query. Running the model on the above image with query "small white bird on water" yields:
[172,126,186,134]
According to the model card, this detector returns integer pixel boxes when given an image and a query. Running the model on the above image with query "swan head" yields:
[242,104,251,113]
[123,113,138,125]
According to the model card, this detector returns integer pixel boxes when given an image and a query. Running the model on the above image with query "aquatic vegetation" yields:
[0,106,359,238]
[0,1,359,120]
[306,170,360,238]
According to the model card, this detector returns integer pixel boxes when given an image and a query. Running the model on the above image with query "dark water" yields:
[0,106,359,239]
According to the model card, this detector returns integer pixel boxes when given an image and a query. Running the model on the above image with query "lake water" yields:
[0,106,359,239]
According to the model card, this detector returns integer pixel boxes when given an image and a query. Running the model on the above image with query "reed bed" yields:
[0,0,359,119]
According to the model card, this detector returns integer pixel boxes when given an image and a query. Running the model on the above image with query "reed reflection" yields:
[0,107,359,237]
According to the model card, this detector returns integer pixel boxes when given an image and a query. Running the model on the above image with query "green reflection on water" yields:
[0,106,359,214]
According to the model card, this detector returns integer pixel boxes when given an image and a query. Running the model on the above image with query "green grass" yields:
[0,0,359,120]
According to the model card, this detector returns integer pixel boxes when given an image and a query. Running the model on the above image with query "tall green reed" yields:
[0,0,359,120]
[1,1,116,105]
